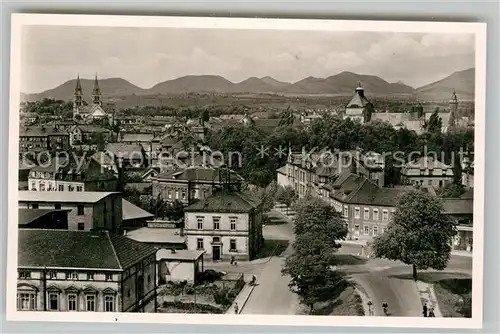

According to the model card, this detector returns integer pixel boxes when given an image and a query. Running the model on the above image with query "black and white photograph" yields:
[7,14,486,328]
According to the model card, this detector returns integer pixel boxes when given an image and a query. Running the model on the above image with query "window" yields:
[168,190,172,199]
[373,209,379,220]
[181,189,186,199]
[343,206,348,217]
[58,184,64,191]
[19,271,31,279]
[427,179,433,186]
[229,239,237,252]
[104,295,114,312]
[40,183,45,191]
[382,210,389,221]
[230,217,237,230]
[87,272,94,280]
[105,274,113,281]
[364,225,369,235]
[373,226,378,236]
[77,223,85,231]
[77,205,84,215]
[68,185,74,191]
[354,224,360,235]
[213,217,220,230]
[77,186,83,192]
[364,208,370,220]
[196,238,204,250]
[18,293,36,310]
[48,271,57,279]
[197,217,204,230]
[175,190,179,199]
[67,294,77,311]
[31,203,39,209]
[86,295,95,311]
[381,227,386,234]
[354,207,360,219]
[48,293,58,310]
[67,272,78,280]
[54,204,61,210]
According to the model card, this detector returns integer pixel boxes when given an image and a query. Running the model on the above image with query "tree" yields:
[276,185,298,214]
[247,180,278,213]
[425,108,443,134]
[439,182,466,198]
[282,198,348,313]
[372,190,457,281]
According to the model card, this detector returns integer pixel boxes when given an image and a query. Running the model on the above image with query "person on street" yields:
[230,256,235,265]
[382,302,388,315]
[429,307,435,317]
[234,302,239,314]
[423,303,428,317]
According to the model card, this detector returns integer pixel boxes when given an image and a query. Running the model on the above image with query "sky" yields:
[20,26,475,94]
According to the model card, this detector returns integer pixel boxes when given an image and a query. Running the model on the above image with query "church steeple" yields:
[73,74,83,113]
[92,73,102,106]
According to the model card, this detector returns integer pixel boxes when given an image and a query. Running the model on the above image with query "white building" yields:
[400,156,454,188]
[183,190,263,261]
[156,249,205,284]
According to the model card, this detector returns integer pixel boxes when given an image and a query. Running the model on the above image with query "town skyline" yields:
[21,26,475,94]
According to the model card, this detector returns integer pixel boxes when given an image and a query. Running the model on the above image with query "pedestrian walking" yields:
[423,303,428,317]
[234,302,239,314]
[429,307,435,317]
[230,256,235,265]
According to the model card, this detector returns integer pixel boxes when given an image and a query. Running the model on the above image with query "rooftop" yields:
[185,190,261,213]
[404,156,452,170]
[18,229,157,270]
[442,198,474,215]
[156,249,205,261]
[121,133,155,142]
[122,199,154,221]
[156,166,244,183]
[18,208,70,226]
[126,227,185,245]
[19,125,69,137]
[18,190,118,203]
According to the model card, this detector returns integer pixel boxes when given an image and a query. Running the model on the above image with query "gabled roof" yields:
[18,191,118,203]
[121,133,154,143]
[19,125,69,137]
[185,190,261,213]
[122,199,154,221]
[18,209,70,226]
[156,166,244,183]
[18,229,157,270]
[346,86,371,109]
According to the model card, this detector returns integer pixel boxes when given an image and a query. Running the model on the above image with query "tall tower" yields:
[73,74,83,115]
[92,73,102,106]
[448,89,459,128]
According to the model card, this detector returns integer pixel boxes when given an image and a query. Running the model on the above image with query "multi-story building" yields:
[17,229,157,312]
[27,157,118,192]
[19,125,70,154]
[400,156,454,188]
[183,190,263,261]
[18,191,122,232]
[343,82,374,123]
[68,124,112,147]
[152,166,244,205]
[327,173,405,240]
[277,150,385,198]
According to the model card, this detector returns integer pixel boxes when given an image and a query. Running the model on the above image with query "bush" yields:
[213,286,232,306]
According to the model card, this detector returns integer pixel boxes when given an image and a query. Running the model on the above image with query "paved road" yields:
[240,210,300,314]
[337,242,472,317]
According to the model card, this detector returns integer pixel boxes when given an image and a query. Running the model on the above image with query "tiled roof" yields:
[18,190,118,203]
[106,143,144,158]
[156,166,244,183]
[18,229,155,270]
[18,209,69,226]
[404,156,451,170]
[122,199,154,221]
[442,199,473,215]
[19,126,69,137]
[185,190,261,213]
[346,89,371,109]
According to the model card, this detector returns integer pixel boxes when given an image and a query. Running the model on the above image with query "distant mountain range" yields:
[21,68,475,102]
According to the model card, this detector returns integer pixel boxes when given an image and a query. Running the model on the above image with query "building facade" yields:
[17,229,157,312]
[183,190,263,261]
[19,126,70,154]
[400,156,454,188]
[18,191,123,232]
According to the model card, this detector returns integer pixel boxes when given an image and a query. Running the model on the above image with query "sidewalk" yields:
[226,283,255,314]
[415,280,442,317]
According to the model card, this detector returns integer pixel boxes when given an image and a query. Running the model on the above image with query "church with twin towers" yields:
[72,73,109,122]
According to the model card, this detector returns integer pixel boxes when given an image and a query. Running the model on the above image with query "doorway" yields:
[212,245,221,261]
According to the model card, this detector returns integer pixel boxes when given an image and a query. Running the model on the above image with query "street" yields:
[206,210,473,316]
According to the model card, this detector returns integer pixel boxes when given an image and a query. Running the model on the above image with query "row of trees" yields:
[246,181,298,214]
[207,113,474,187]
[283,190,458,312]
